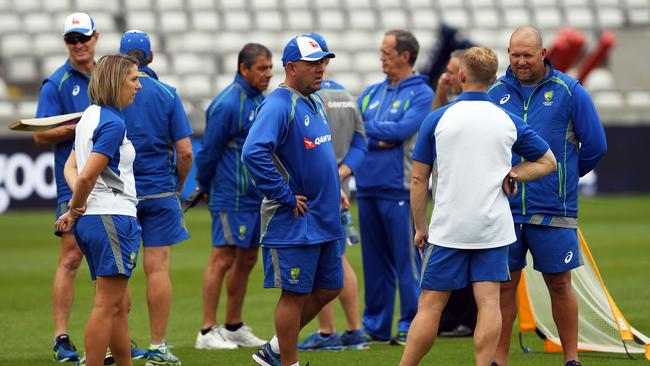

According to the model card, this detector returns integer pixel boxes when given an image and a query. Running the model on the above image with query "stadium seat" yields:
[167,32,215,53]
[215,73,235,93]
[503,8,532,28]
[349,10,378,30]
[22,13,54,34]
[411,9,440,29]
[79,0,120,12]
[181,74,215,98]
[343,0,374,8]
[191,12,220,31]
[533,7,563,29]
[219,0,247,10]
[256,11,283,31]
[126,11,158,33]
[7,57,38,83]
[150,52,171,74]
[313,0,342,9]
[623,0,649,6]
[529,0,558,7]
[407,0,435,6]
[124,0,153,11]
[379,9,409,29]
[440,8,471,29]
[596,7,625,27]
[286,10,314,30]
[565,7,595,28]
[627,8,650,25]
[472,8,501,28]
[156,0,185,11]
[583,68,615,91]
[467,0,496,8]
[13,0,40,13]
[159,11,189,33]
[0,101,16,119]
[17,100,39,118]
[626,91,650,107]
[223,10,252,31]
[1,34,32,57]
[94,32,122,56]
[216,32,248,52]
[283,0,310,8]
[32,34,62,57]
[157,74,182,92]
[250,0,280,9]
[592,91,624,108]
[329,72,362,94]
[174,53,215,74]
[318,9,346,30]
[468,29,500,48]
[353,51,380,72]
[41,54,67,77]
[221,52,239,73]
[0,14,22,34]
[187,0,216,10]
[91,12,118,32]
[363,71,387,86]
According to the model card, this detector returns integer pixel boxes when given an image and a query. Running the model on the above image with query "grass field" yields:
[1,195,649,366]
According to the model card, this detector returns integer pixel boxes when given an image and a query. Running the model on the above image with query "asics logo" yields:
[500,94,510,104]
[564,251,573,263]
[304,115,310,126]
[72,85,80,96]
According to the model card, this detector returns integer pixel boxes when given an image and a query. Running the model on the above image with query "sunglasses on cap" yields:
[64,33,93,45]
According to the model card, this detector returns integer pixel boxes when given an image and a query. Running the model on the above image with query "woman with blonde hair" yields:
[56,54,142,366]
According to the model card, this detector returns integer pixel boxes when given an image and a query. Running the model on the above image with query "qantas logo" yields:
[309,41,319,48]
[325,101,356,109]
[72,18,80,25]
[304,134,331,150]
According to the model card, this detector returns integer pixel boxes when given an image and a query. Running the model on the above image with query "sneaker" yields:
[390,331,408,346]
[145,343,181,366]
[195,325,238,350]
[252,342,280,366]
[439,324,473,337]
[73,355,86,366]
[298,332,343,351]
[222,324,266,347]
[53,334,80,362]
[361,329,390,345]
[565,361,582,366]
[340,329,369,350]
[104,340,148,364]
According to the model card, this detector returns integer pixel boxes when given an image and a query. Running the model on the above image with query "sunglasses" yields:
[64,33,93,45]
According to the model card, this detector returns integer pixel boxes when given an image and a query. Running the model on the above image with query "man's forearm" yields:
[33,124,76,146]
[410,179,429,232]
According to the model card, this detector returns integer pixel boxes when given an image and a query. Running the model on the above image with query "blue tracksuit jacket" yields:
[195,73,264,212]
[488,60,607,224]
[242,85,344,247]
[355,74,434,200]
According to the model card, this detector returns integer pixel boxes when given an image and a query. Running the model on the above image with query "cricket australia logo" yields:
[238,225,247,241]
[289,267,301,284]
[72,85,80,96]
[127,252,137,269]
[543,91,554,106]
[390,100,402,114]
[500,94,510,104]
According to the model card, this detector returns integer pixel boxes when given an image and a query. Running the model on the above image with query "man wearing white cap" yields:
[33,12,98,363]
[242,35,342,366]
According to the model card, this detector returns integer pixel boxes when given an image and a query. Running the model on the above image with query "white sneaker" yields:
[222,324,267,347]
[195,326,238,350]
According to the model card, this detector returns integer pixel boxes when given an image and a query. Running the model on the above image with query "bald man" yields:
[487,27,607,366]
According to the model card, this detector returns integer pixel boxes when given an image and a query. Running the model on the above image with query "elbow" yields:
[179,150,193,164]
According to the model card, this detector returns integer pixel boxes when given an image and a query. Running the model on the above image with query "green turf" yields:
[0,195,648,365]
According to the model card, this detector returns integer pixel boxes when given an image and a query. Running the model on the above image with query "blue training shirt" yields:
[35,59,91,203]
[122,66,193,197]
[195,73,263,211]
[242,85,344,247]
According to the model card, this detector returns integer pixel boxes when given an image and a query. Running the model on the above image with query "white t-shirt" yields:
[74,104,137,216]
[412,92,549,249]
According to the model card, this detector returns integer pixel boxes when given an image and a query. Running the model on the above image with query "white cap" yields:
[63,12,95,36]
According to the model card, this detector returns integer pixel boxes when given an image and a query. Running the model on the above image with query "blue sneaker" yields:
[145,343,181,366]
[53,335,80,362]
[340,329,369,350]
[103,340,148,364]
[252,342,280,366]
[298,332,343,351]
[361,328,390,344]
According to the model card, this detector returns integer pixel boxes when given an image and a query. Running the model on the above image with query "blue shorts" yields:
[137,195,190,247]
[73,215,141,280]
[420,244,510,291]
[509,224,581,274]
[262,241,343,293]
[54,201,70,237]
[211,210,261,249]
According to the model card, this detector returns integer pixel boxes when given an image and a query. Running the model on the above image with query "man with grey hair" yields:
[401,46,556,366]
[432,49,466,110]
[488,26,607,366]
[355,29,434,345]
[194,42,273,350]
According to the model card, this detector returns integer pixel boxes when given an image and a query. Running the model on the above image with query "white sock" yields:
[269,336,280,353]
[149,343,165,350]
[289,362,299,366]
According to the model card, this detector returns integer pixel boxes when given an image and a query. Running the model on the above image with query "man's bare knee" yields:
[544,273,572,297]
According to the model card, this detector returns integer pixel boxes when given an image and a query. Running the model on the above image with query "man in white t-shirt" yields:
[399,47,557,366]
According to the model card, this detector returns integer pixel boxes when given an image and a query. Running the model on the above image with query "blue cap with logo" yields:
[120,30,151,59]
[63,12,95,36]
[282,35,335,66]
[302,33,329,53]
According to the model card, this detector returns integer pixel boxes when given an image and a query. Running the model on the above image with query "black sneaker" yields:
[565,361,582,366]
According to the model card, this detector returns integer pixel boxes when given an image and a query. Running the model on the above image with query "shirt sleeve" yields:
[91,119,125,159]
[242,100,296,208]
[194,99,235,192]
[411,111,439,165]
[571,83,608,177]
[169,91,193,142]
[511,114,550,162]
[364,88,434,142]
[35,81,63,118]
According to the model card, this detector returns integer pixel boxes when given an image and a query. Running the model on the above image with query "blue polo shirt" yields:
[35,59,91,203]
[242,85,344,247]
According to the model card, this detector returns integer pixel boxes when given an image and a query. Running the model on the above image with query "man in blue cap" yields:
[120,30,194,366]
[296,33,369,352]
[33,12,98,363]
[242,35,341,366]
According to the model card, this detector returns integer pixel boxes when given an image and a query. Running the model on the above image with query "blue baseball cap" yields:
[303,33,329,52]
[120,30,151,59]
[282,35,335,66]
[63,12,95,36]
